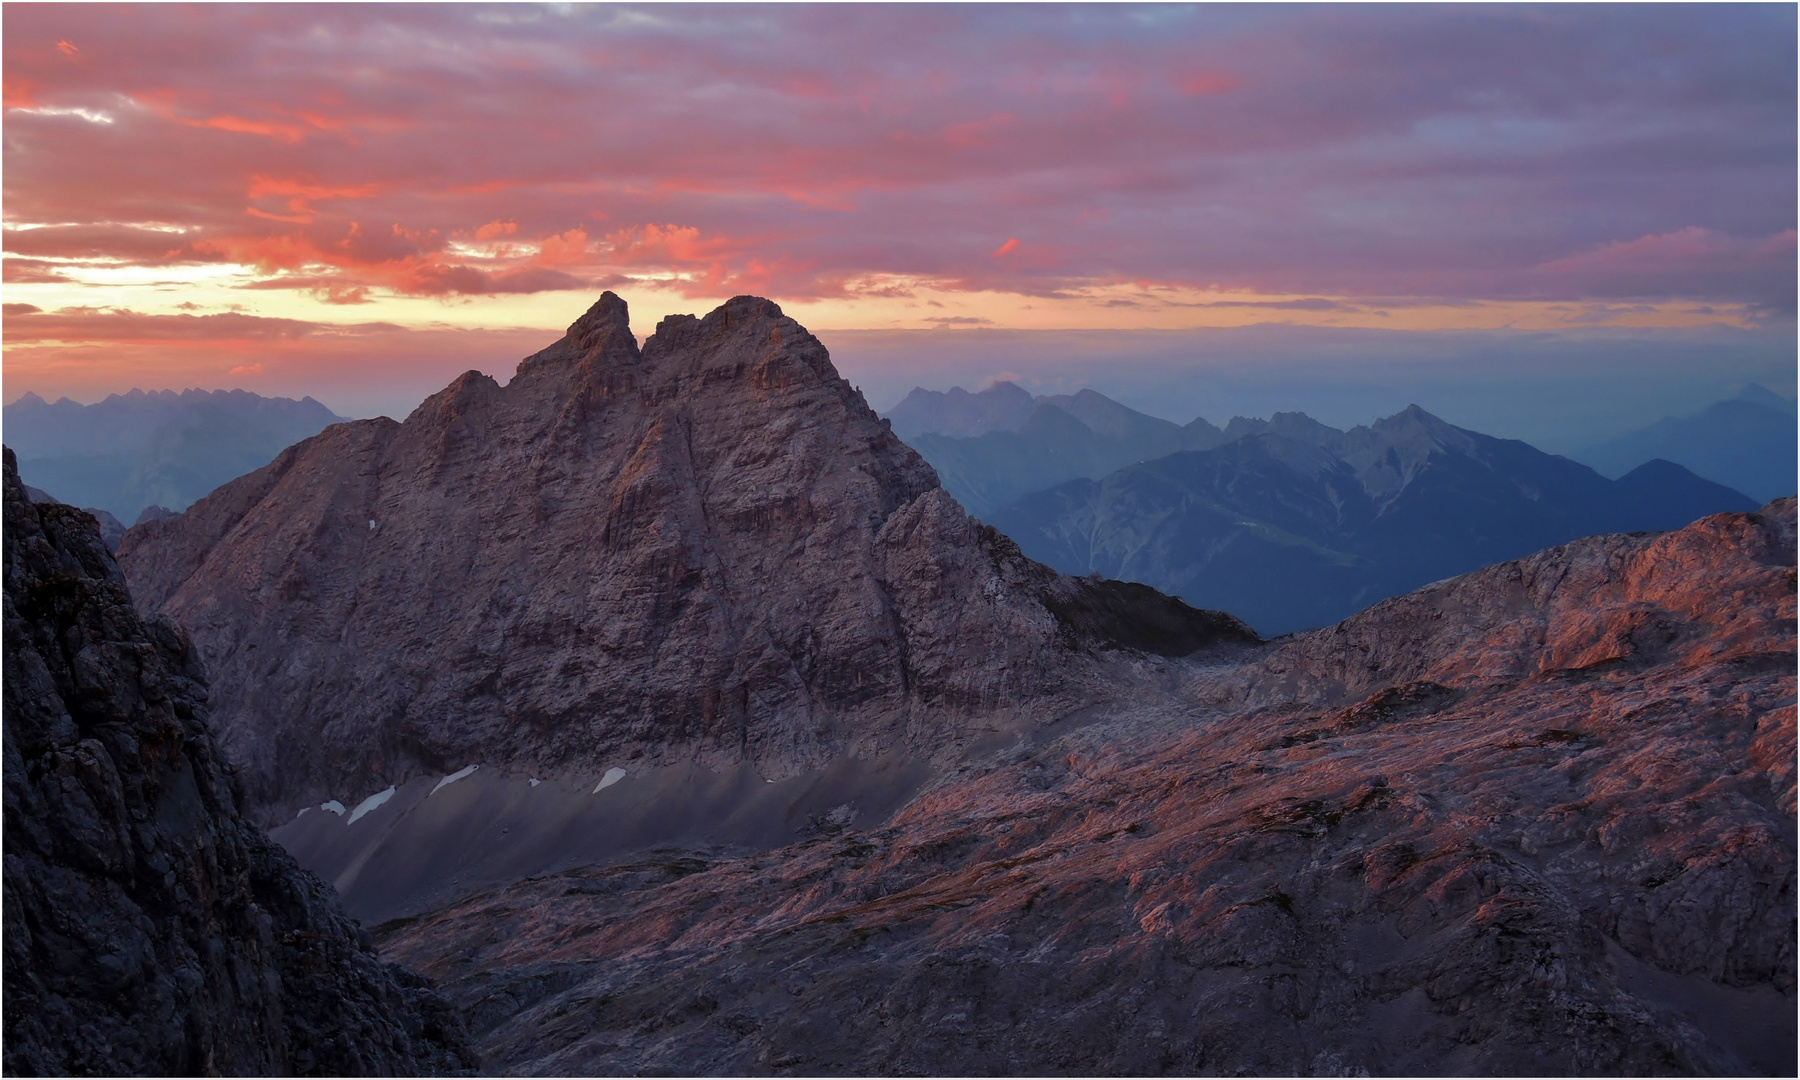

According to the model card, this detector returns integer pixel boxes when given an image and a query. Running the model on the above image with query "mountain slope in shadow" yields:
[991,404,1757,635]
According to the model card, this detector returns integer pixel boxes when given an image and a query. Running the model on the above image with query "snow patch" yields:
[368,519,378,531]
[347,786,396,824]
[529,778,541,787]
[320,800,346,816]
[593,767,627,793]
[297,806,310,817]
[431,764,479,795]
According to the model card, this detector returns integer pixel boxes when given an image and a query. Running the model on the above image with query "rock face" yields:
[120,294,1248,820]
[23,482,129,552]
[379,501,1795,1076]
[2,449,473,1076]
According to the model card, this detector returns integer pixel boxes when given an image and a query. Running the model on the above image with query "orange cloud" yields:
[604,223,741,265]
[3,73,39,108]
[992,237,1021,257]
[535,227,590,265]
[475,219,519,240]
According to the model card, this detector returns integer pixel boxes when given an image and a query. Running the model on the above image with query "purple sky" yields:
[4,3,1794,429]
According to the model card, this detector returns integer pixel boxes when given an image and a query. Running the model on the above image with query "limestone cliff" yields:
[120,294,1247,819]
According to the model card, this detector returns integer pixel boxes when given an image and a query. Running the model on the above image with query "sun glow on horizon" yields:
[2,4,1792,409]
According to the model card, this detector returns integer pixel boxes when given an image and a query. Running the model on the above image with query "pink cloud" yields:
[1536,228,1796,309]
[0,3,1789,314]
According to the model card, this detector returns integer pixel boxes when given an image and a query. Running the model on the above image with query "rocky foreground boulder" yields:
[377,501,1795,1076]
[2,449,474,1076]
[120,293,1247,821]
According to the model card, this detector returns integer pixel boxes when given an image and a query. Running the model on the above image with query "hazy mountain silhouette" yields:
[4,388,345,522]
[990,405,1758,635]
[1572,385,1796,502]
[897,389,1224,515]
[884,380,1038,439]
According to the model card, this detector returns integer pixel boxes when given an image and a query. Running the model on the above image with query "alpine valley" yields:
[7,295,1793,1076]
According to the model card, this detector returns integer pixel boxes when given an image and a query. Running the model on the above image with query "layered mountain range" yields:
[75,293,1793,1075]
[4,387,345,523]
[118,295,1243,822]
[991,405,1757,635]
[2,450,471,1075]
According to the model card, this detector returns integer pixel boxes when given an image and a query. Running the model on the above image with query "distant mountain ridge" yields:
[885,381,1038,439]
[4,388,345,522]
[990,404,1758,635]
[890,385,1225,515]
[1571,384,1796,503]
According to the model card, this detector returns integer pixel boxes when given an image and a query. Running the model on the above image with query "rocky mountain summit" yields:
[2,450,472,1076]
[120,294,1246,821]
[380,499,1795,1075]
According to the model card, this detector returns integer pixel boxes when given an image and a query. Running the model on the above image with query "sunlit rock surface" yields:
[376,502,1793,1076]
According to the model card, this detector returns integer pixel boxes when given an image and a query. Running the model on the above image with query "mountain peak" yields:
[1366,403,1466,444]
[1735,382,1795,412]
[119,295,1230,818]
[563,289,636,353]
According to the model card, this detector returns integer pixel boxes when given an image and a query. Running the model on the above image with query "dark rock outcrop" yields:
[21,481,127,552]
[2,448,473,1076]
[380,501,1796,1076]
[119,294,1251,820]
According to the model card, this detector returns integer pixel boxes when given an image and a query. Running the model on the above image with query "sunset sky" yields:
[3,3,1795,434]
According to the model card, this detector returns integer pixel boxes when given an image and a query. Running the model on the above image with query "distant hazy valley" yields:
[6,296,1793,1076]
